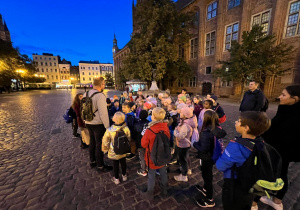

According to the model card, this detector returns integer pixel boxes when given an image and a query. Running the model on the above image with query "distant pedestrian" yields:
[239,81,266,112]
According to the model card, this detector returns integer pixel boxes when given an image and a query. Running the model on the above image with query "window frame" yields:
[205,30,216,56]
[205,66,212,75]
[224,22,239,51]
[251,9,272,35]
[228,0,241,10]
[284,0,300,38]
[207,1,218,21]
[189,76,197,87]
[190,37,198,59]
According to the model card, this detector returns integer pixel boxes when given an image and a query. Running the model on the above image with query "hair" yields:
[285,85,300,98]
[122,102,130,108]
[201,110,219,132]
[204,99,213,108]
[169,103,177,111]
[239,111,271,136]
[93,77,105,86]
[186,97,192,102]
[249,80,259,85]
[165,92,170,97]
[114,99,119,103]
[154,93,158,98]
[72,93,83,109]
[152,107,166,121]
[182,88,187,92]
[106,98,111,104]
[158,93,164,98]
[113,111,125,124]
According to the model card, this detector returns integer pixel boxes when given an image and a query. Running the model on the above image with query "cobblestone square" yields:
[0,90,299,210]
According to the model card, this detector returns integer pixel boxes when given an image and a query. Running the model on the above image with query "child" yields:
[136,99,144,118]
[209,95,226,122]
[128,92,134,102]
[119,93,125,109]
[133,110,149,176]
[168,104,179,157]
[140,107,170,200]
[174,107,197,182]
[193,110,227,207]
[102,112,131,185]
[216,111,271,210]
[186,97,194,109]
[198,100,213,132]
[122,102,136,160]
[193,95,203,119]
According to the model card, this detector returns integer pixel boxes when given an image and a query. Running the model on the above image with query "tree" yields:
[104,72,114,87]
[122,0,194,85]
[214,25,295,95]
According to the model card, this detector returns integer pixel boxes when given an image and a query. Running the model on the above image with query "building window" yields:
[228,0,240,10]
[81,67,82,69]
[50,69,52,72]
[96,67,98,70]
[56,76,58,79]
[49,58,51,60]
[53,58,56,60]
[83,67,85,69]
[225,22,239,50]
[89,72,91,75]
[93,72,94,75]
[179,44,185,58]
[205,66,212,74]
[178,80,184,87]
[82,72,85,75]
[50,62,52,66]
[207,1,217,20]
[46,75,49,79]
[54,63,56,66]
[88,67,90,70]
[190,38,198,59]
[92,67,94,70]
[41,62,43,66]
[55,69,57,72]
[102,66,105,70]
[96,73,98,75]
[35,57,37,59]
[42,68,44,72]
[252,10,271,35]
[83,77,85,81]
[221,79,232,87]
[286,1,300,37]
[89,77,91,81]
[206,31,216,55]
[46,69,48,72]
[189,77,197,87]
[51,75,54,79]
[45,57,47,60]
[40,57,42,59]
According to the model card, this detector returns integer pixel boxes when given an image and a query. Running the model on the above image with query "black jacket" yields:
[193,126,227,159]
[239,89,265,112]
[261,101,300,162]
[212,103,225,118]
[133,119,149,148]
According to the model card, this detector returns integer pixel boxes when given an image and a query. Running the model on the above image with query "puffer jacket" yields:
[175,115,198,148]
[102,123,131,160]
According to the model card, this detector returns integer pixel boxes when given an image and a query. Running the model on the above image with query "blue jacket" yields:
[109,106,120,118]
[125,112,135,130]
[216,137,253,178]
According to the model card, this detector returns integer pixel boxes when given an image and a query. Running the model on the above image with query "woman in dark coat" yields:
[258,85,300,210]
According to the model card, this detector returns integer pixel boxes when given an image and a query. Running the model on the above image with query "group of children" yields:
[71,89,273,210]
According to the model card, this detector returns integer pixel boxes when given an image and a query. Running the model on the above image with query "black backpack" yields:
[80,91,101,121]
[148,128,171,166]
[233,137,284,197]
[126,114,137,130]
[113,128,131,155]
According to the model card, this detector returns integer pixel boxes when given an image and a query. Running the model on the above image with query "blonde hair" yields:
[113,111,125,124]
[93,77,105,86]
[152,107,166,121]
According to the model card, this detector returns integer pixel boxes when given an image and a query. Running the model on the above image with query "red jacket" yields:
[74,104,85,128]
[141,122,170,169]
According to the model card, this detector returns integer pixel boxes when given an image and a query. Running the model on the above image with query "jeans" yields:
[86,124,106,167]
[137,148,146,171]
[178,147,190,176]
[148,166,168,192]
[113,158,126,179]
[200,159,214,199]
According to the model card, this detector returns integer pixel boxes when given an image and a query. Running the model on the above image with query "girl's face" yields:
[279,89,298,105]
[193,98,198,104]
[187,99,192,104]
[167,105,172,111]
[178,99,183,104]
[203,101,211,109]
[79,95,83,100]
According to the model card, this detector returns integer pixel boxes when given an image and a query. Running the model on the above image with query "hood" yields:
[109,122,127,132]
[183,115,197,129]
[211,126,227,139]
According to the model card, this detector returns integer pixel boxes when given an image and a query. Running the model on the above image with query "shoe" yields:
[90,161,97,168]
[126,153,135,160]
[80,143,88,149]
[260,196,283,210]
[122,174,127,181]
[174,174,188,182]
[195,185,206,196]
[251,205,258,210]
[73,133,80,138]
[111,177,120,185]
[195,197,215,208]
[137,170,147,176]
[169,158,177,165]
[187,169,192,175]
[97,165,113,172]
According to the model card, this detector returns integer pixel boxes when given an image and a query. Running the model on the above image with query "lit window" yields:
[207,1,217,20]
[190,38,198,59]
[286,1,300,37]
[205,31,216,55]
[228,0,240,10]
[189,77,197,87]
[225,22,239,50]
[205,66,212,74]
[251,10,271,35]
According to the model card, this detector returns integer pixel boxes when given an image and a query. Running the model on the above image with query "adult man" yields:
[239,81,266,112]
[84,77,112,172]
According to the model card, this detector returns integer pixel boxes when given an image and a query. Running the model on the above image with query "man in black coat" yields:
[239,81,265,112]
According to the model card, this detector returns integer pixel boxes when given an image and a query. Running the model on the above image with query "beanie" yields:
[181,107,193,118]
[180,95,187,103]
[144,102,152,110]
[210,95,218,101]
[139,110,148,120]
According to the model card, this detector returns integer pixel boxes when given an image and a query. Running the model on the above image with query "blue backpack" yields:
[212,136,225,163]
[63,108,73,123]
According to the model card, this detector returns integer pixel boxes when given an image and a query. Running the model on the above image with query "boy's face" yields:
[203,101,211,109]
[235,118,249,135]
[129,93,132,97]
[122,105,130,113]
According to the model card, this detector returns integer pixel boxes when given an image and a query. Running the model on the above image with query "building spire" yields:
[0,14,4,31]
[4,21,8,31]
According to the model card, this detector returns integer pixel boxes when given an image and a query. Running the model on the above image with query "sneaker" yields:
[111,177,120,185]
[122,174,127,181]
[174,174,188,182]
[251,205,258,210]
[169,158,177,165]
[195,197,215,208]
[126,153,135,160]
[90,161,97,168]
[187,169,192,175]
[137,170,147,176]
[195,185,206,196]
[260,196,283,210]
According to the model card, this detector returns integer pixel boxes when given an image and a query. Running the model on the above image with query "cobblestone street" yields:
[0,89,299,210]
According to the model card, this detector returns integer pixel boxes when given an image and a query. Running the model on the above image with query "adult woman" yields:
[259,85,300,210]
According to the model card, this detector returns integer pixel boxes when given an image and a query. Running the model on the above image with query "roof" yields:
[175,0,195,10]
[79,61,100,64]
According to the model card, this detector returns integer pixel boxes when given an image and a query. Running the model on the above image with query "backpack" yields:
[148,128,171,166]
[215,105,226,123]
[233,137,284,197]
[80,90,101,121]
[186,124,199,145]
[113,128,131,155]
[126,114,136,129]
[212,136,225,163]
[63,108,73,123]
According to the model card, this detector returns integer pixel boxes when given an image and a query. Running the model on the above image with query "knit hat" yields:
[181,107,193,118]
[144,102,152,110]
[149,98,157,106]
[210,95,218,101]
[177,103,187,110]
[179,95,187,103]
[113,95,118,99]
[139,110,148,120]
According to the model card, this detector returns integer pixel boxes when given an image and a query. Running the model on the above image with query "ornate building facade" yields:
[0,14,11,42]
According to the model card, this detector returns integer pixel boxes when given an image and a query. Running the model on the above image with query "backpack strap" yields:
[234,138,255,151]
[89,91,103,115]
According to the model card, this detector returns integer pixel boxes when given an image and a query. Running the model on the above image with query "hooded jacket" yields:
[102,123,131,160]
[239,89,265,112]
[175,116,198,148]
[141,120,170,169]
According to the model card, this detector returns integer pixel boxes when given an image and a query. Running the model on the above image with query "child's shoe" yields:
[187,169,192,175]
[260,196,283,210]
[195,185,206,196]
[111,177,120,185]
[122,174,127,181]
[137,169,147,176]
[194,197,215,207]
[174,174,188,182]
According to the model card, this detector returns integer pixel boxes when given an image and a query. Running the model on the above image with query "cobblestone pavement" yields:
[0,89,299,210]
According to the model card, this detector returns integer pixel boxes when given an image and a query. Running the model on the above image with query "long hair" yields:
[201,110,219,132]
[72,93,83,109]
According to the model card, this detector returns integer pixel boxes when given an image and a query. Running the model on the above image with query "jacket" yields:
[198,108,212,132]
[216,137,261,178]
[133,119,149,148]
[73,104,85,128]
[102,123,131,160]
[262,101,300,162]
[175,116,197,148]
[212,103,225,118]
[141,120,170,169]
[83,89,110,129]
[193,126,227,157]
[239,89,265,112]
[109,106,120,118]
[125,112,135,131]
[194,102,203,119]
